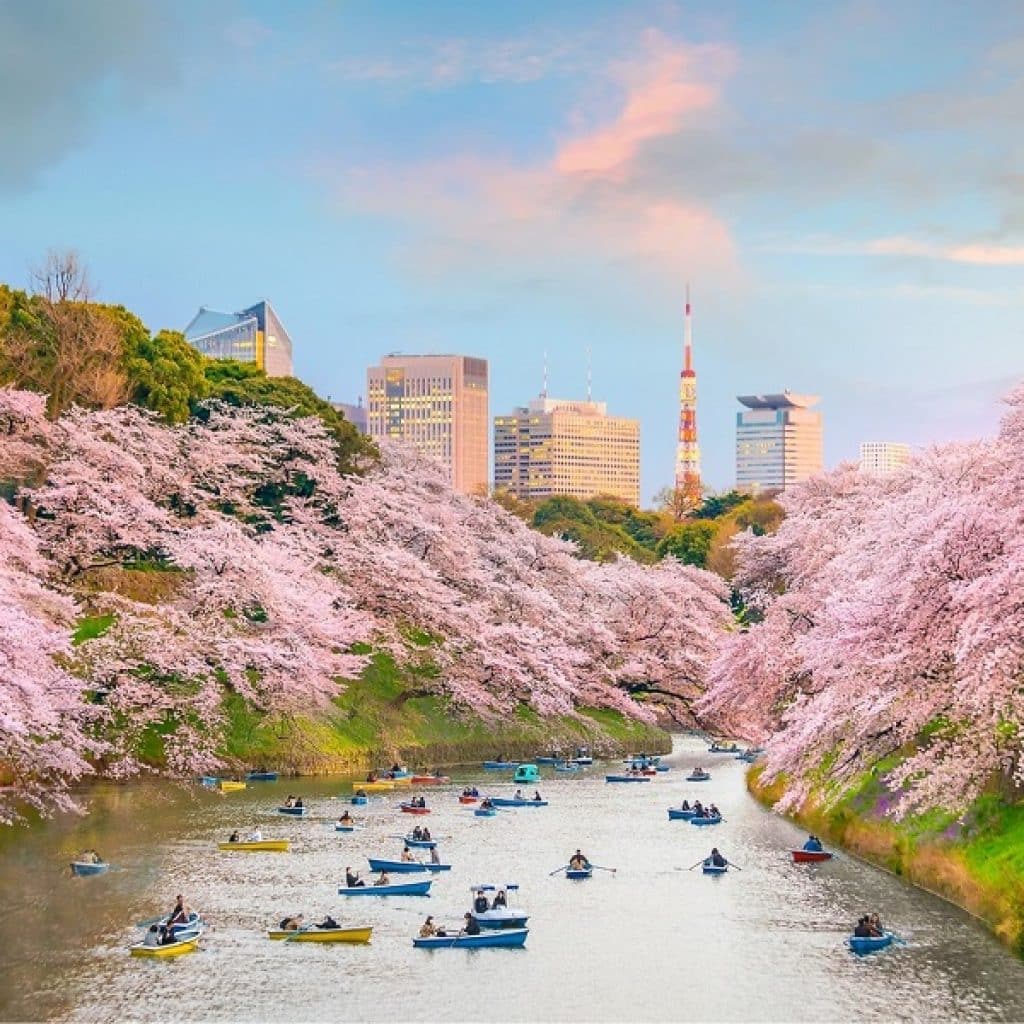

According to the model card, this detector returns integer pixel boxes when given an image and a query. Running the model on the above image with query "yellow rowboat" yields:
[218,781,247,792]
[217,839,290,852]
[267,926,372,943]
[130,936,199,958]
[361,781,396,793]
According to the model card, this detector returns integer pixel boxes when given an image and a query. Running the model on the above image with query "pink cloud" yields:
[779,235,1024,266]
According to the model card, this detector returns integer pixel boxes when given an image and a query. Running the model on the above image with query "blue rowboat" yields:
[566,866,593,880]
[474,808,497,817]
[403,837,437,849]
[200,775,219,787]
[414,927,528,949]
[367,857,451,873]
[606,774,650,783]
[483,761,519,771]
[534,756,561,765]
[847,933,895,955]
[667,808,697,820]
[686,773,711,782]
[335,824,357,832]
[70,860,109,876]
[553,762,580,772]
[702,861,728,875]
[708,744,740,754]
[350,796,368,805]
[691,815,722,826]
[277,805,306,816]
[655,764,670,773]
[488,797,548,808]
[338,880,432,896]
[247,771,279,781]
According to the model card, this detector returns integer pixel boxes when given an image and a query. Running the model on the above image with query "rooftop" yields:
[737,391,820,410]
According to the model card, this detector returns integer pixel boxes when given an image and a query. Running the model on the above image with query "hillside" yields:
[0,389,729,822]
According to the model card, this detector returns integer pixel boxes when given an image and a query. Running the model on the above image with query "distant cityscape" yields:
[182,296,910,503]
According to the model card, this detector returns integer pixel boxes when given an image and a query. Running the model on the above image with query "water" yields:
[3,735,1024,1022]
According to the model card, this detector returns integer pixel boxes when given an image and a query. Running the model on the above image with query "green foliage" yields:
[657,520,717,567]
[72,613,116,646]
[124,328,208,423]
[201,360,376,473]
[692,490,748,519]
[531,495,658,563]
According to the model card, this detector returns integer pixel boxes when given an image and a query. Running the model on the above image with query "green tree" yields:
[657,520,717,567]
[125,329,208,423]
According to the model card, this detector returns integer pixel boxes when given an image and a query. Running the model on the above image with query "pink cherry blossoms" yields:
[0,388,730,819]
[702,385,1024,816]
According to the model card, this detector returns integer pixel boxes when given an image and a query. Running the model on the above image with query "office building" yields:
[183,300,293,377]
[860,441,910,475]
[332,400,368,435]
[367,354,488,495]
[736,392,823,492]
[494,397,641,506]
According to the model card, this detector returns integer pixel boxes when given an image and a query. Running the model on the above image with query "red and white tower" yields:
[674,284,702,508]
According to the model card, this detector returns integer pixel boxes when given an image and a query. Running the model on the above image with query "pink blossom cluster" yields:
[702,386,1024,816]
[0,388,729,819]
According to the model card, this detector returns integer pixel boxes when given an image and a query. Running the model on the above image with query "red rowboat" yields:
[411,775,451,785]
[401,803,431,814]
[791,849,833,863]
[458,795,478,804]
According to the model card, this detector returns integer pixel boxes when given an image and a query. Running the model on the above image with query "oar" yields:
[284,924,314,942]
[686,858,707,871]
[725,860,744,870]
[590,865,617,874]
[889,931,908,946]
[548,864,569,876]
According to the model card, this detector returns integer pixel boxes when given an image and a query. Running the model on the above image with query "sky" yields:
[1,0,1023,503]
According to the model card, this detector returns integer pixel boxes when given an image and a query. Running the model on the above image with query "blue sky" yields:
[2,0,1023,502]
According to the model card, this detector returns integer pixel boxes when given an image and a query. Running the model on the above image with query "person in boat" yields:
[430,846,440,865]
[284,795,295,808]
[366,771,378,782]
[227,830,240,843]
[345,867,365,888]
[693,801,705,816]
[420,916,437,938]
[514,789,524,800]
[316,915,339,929]
[167,894,188,927]
[803,834,823,852]
[391,763,401,774]
[853,916,873,938]
[480,798,494,810]
[533,791,543,802]
[496,755,506,763]
[143,924,162,947]
[78,848,103,864]
[680,800,690,811]
[160,925,181,945]
[493,889,507,908]
[868,913,883,936]
[411,825,423,841]
[373,871,390,886]
[421,827,432,841]
[295,797,304,808]
[338,811,353,825]
[473,890,490,914]
[709,848,727,868]
[708,804,721,818]
[401,846,415,863]
[462,912,481,936]
[569,849,590,870]
[355,788,367,798]
[248,827,263,842]
[279,914,304,931]
[470,786,479,797]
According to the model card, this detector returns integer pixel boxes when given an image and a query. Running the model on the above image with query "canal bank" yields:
[748,764,1024,957]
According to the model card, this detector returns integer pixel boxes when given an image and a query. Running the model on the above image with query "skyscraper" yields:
[674,286,701,507]
[860,442,910,474]
[494,396,640,505]
[367,354,488,495]
[736,392,823,491]
[183,300,294,377]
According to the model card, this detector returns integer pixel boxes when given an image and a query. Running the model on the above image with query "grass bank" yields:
[748,764,1024,955]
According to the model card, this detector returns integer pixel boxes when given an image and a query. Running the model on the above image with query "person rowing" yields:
[533,790,543,802]
[284,795,295,808]
[316,914,339,929]
[803,834,823,852]
[167,894,189,927]
[279,913,304,931]
[355,788,367,798]
[78,848,104,864]
[227,830,240,843]
[707,848,727,868]
[247,826,262,841]
[569,849,590,870]
[480,798,494,810]
[401,847,415,863]
[338,811,353,825]
[373,871,390,886]
[461,912,481,936]
[420,915,437,937]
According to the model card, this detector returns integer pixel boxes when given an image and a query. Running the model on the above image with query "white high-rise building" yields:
[736,392,823,492]
[860,442,910,475]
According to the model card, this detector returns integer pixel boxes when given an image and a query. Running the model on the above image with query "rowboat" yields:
[146,912,205,936]
[247,771,279,781]
[70,860,110,876]
[338,880,432,896]
[487,797,548,808]
[691,815,722,826]
[277,806,306,816]
[400,803,430,814]
[791,849,833,863]
[200,775,219,787]
[130,936,199,958]
[709,743,740,754]
[377,768,411,778]
[606,774,650,783]
[218,780,247,792]
[572,756,593,766]
[686,772,711,782]
[534,757,561,765]
[411,775,450,785]
[512,764,540,783]
[413,928,528,949]
[553,762,580,772]
[847,932,894,955]
[459,795,479,804]
[471,885,528,930]
[335,824,357,832]
[566,866,593,880]
[655,764,671,773]
[474,808,497,817]
[218,839,290,852]
[361,781,396,793]
[402,836,437,849]
[367,857,451,873]
[667,808,697,820]
[351,795,369,805]
[737,751,759,763]
[268,926,372,943]
[702,861,728,875]
[482,761,519,771]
